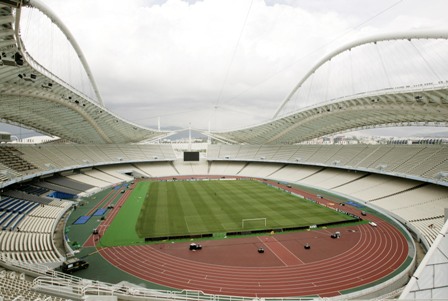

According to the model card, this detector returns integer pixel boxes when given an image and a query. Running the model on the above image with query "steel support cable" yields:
[410,40,442,82]
[26,0,104,106]
[274,32,448,119]
[213,0,254,110]
[348,47,353,96]
[374,42,392,88]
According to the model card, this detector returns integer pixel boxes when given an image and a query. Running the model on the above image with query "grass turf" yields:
[100,182,148,246]
[100,179,356,246]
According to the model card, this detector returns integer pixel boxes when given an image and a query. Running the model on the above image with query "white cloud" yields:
[32,0,448,132]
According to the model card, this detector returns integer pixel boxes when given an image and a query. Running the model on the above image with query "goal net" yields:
[242,218,267,229]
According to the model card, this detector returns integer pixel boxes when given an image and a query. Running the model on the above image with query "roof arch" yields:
[25,0,104,106]
[273,30,448,118]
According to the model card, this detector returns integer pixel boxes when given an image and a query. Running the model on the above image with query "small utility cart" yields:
[61,258,89,273]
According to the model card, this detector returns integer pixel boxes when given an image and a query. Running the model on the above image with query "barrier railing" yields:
[32,276,315,301]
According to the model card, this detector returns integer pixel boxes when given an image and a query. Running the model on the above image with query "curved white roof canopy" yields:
[26,0,104,106]
[1,2,447,144]
[0,3,171,143]
[209,86,448,144]
[208,31,448,144]
[273,30,448,119]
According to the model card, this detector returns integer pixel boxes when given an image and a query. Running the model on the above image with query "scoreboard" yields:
[183,151,200,162]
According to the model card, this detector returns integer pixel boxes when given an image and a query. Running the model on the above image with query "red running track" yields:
[99,216,409,297]
[97,179,410,298]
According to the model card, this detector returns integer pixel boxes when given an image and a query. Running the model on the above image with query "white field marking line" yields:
[257,236,287,266]
[184,216,191,233]
[271,236,304,265]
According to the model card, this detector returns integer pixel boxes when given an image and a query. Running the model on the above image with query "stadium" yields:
[0,0,447,300]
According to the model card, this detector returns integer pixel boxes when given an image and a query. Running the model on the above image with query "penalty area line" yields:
[184,216,191,233]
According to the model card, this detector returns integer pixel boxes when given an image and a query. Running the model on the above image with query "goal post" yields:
[241,218,267,229]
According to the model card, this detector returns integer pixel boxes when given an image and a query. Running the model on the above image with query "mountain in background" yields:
[164,129,207,140]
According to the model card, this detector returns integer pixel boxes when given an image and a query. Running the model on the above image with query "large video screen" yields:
[184,151,200,162]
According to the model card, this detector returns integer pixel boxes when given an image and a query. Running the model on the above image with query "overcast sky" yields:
[20,0,448,134]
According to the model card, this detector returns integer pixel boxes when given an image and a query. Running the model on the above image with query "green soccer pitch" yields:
[100,179,357,246]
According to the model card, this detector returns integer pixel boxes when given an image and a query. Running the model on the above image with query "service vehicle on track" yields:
[61,258,89,273]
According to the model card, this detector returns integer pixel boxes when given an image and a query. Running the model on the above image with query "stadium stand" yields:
[1,191,52,207]
[97,165,135,182]
[2,143,446,253]
[81,168,125,184]
[0,143,446,299]
[0,172,9,183]
[368,185,448,247]
[236,145,261,159]
[237,162,285,177]
[295,168,366,189]
[33,181,81,197]
[409,217,446,244]
[290,144,323,162]
[208,161,247,175]
[173,160,209,175]
[45,176,94,192]
[2,144,176,177]
[267,145,300,161]
[271,164,324,182]
[5,143,445,186]
[0,196,69,265]
[66,173,111,189]
[371,185,448,214]
[16,184,50,196]
[324,145,369,166]
[0,146,38,173]
[0,269,70,301]
[332,174,423,201]
[207,144,448,185]
[134,162,179,177]
[12,145,445,251]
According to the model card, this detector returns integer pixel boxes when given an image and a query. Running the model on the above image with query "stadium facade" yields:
[0,0,447,300]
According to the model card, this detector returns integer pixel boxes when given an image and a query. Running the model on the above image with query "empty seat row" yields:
[0,232,61,264]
